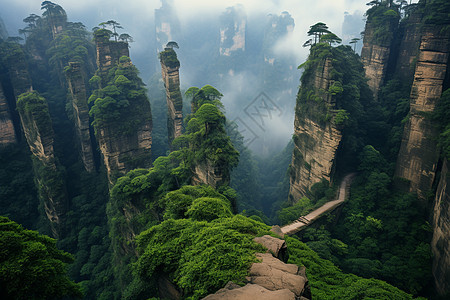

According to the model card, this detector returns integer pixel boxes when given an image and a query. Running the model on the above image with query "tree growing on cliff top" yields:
[320,32,342,46]
[307,22,331,44]
[166,41,179,49]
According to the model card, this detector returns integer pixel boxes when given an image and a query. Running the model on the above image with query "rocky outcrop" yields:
[248,253,308,297]
[360,9,398,99]
[93,36,152,185]
[394,12,423,84]
[7,45,32,97]
[95,35,129,87]
[203,282,296,300]
[192,160,226,189]
[160,48,183,147]
[96,123,152,185]
[16,92,67,237]
[289,58,342,201]
[254,234,288,261]
[204,236,311,300]
[0,84,17,147]
[18,100,56,164]
[65,62,95,172]
[432,159,450,295]
[395,26,450,199]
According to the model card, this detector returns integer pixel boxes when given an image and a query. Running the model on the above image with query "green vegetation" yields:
[181,85,239,184]
[0,216,82,299]
[297,31,371,135]
[286,236,414,299]
[159,47,180,69]
[0,145,39,230]
[16,91,53,141]
[1,1,447,299]
[89,55,152,136]
[134,215,269,299]
[365,1,400,46]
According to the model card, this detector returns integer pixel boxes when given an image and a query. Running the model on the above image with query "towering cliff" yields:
[395,26,450,199]
[289,56,342,201]
[0,84,17,146]
[289,33,372,201]
[5,43,33,97]
[94,29,130,88]
[185,85,239,189]
[65,61,95,172]
[159,48,183,148]
[360,4,399,99]
[394,11,423,84]
[16,91,67,237]
[90,36,152,185]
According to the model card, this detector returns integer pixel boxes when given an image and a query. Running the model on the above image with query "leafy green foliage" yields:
[185,85,224,113]
[277,197,313,225]
[420,0,450,30]
[0,145,39,230]
[16,91,53,140]
[89,56,152,136]
[0,216,82,299]
[365,2,400,46]
[159,48,180,69]
[186,197,233,221]
[286,236,413,299]
[227,121,264,213]
[134,215,270,299]
[173,85,238,186]
[161,185,226,220]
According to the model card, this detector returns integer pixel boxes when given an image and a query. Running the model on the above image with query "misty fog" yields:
[1,0,369,156]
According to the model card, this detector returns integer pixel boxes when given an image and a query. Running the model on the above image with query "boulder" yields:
[248,253,307,297]
[254,235,288,261]
[202,283,295,300]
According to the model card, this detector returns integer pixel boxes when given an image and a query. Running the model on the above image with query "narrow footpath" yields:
[280,173,356,235]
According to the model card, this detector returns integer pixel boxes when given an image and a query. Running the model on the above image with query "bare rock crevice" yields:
[65,61,95,172]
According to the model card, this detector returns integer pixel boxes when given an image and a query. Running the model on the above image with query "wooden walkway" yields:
[280,173,356,235]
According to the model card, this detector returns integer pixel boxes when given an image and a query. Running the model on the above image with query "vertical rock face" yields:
[395,26,450,199]
[360,11,398,99]
[0,84,17,147]
[394,12,423,84]
[219,5,246,56]
[96,123,152,185]
[95,37,129,87]
[160,48,183,147]
[289,58,342,201]
[7,47,33,97]
[432,159,450,295]
[191,160,226,189]
[17,92,67,237]
[65,62,95,172]
[19,102,56,164]
[92,40,152,185]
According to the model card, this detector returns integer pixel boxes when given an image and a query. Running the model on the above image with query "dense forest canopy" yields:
[0,0,449,299]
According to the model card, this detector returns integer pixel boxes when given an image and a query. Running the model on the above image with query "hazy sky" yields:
[1,0,369,66]
[0,0,373,155]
